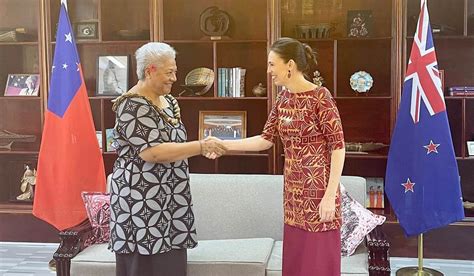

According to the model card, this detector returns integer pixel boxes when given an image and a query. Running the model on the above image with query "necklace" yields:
[112,93,181,126]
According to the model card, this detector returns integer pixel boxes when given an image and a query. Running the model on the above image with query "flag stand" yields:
[396,234,443,276]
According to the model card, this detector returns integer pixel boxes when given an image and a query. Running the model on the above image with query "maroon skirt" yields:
[282,224,341,276]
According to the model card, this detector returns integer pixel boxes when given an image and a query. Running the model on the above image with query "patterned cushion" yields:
[341,185,385,256]
[81,192,110,245]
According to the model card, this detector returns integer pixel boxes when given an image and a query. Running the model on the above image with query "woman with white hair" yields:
[110,42,227,276]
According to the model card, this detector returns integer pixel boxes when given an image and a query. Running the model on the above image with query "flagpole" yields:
[396,234,443,276]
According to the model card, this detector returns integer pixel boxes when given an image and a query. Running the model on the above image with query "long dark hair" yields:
[270,37,317,80]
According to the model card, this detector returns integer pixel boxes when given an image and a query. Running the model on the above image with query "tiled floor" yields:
[0,242,56,276]
[0,242,473,275]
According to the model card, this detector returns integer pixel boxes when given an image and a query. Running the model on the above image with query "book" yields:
[105,128,115,152]
[95,130,102,150]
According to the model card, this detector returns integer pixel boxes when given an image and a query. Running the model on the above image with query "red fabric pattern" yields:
[262,87,345,232]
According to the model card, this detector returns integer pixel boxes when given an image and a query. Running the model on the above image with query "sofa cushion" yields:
[266,241,369,276]
[341,185,386,256]
[188,238,274,276]
[189,174,284,240]
[71,238,274,276]
[71,244,115,275]
[81,192,110,245]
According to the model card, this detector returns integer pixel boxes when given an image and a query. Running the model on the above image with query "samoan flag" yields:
[385,0,464,237]
[33,0,106,231]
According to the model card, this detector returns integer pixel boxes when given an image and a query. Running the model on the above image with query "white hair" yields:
[135,42,176,80]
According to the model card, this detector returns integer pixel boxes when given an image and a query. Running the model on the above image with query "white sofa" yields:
[54,174,390,276]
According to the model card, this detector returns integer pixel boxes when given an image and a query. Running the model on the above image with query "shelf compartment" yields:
[178,100,268,142]
[162,0,267,41]
[432,39,474,88]
[0,156,37,204]
[336,98,391,145]
[0,45,41,97]
[168,43,214,98]
[50,0,99,42]
[406,0,464,37]
[216,42,267,98]
[0,0,39,43]
[101,0,150,41]
[336,39,391,97]
[445,99,464,157]
[304,40,334,91]
[280,0,392,39]
[0,100,42,152]
[49,43,144,96]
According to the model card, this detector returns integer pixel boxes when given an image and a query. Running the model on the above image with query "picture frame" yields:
[439,69,445,93]
[347,10,373,38]
[96,55,129,96]
[365,177,384,209]
[74,21,98,40]
[467,141,474,156]
[4,74,40,96]
[199,111,247,140]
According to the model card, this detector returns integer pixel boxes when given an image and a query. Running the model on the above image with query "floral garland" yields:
[112,93,181,126]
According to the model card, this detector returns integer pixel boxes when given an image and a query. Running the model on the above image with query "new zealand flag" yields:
[385,0,464,236]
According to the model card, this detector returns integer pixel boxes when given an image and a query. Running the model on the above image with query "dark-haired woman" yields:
[223,37,345,275]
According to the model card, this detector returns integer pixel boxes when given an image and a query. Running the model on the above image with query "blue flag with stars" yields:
[385,0,464,237]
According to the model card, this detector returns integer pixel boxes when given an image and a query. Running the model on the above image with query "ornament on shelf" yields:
[0,130,36,151]
[16,165,37,201]
[252,83,267,97]
[350,71,373,94]
[200,6,231,40]
[312,70,324,87]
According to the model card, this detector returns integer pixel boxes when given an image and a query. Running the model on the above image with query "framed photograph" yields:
[74,21,98,39]
[467,141,474,156]
[96,55,129,96]
[347,10,373,37]
[4,74,40,96]
[439,69,445,92]
[199,111,247,140]
[365,177,384,209]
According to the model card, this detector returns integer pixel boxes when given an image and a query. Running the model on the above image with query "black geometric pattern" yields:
[110,97,197,255]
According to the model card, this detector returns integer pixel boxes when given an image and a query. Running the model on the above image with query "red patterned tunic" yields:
[261,87,345,232]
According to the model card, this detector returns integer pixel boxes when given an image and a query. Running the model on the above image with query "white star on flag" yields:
[62,63,68,69]
[65,33,72,43]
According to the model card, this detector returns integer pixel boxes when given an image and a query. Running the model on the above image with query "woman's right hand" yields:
[200,136,227,159]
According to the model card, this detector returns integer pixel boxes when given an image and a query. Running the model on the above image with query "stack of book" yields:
[448,86,474,96]
[217,67,246,97]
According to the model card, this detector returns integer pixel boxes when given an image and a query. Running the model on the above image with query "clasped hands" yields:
[199,136,228,159]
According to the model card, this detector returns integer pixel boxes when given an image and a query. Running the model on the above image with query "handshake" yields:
[199,136,228,159]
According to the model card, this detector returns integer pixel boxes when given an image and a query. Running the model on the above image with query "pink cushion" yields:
[81,192,110,245]
[341,185,385,256]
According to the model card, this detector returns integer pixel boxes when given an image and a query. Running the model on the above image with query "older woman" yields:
[110,42,226,276]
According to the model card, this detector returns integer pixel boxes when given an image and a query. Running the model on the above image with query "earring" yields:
[287,70,291,78]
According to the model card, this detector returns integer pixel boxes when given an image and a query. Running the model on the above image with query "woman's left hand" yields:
[319,195,336,222]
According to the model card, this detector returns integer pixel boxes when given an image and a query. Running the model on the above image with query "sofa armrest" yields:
[53,219,93,276]
[366,225,391,276]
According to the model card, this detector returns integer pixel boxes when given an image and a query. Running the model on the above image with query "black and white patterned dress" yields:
[110,95,197,255]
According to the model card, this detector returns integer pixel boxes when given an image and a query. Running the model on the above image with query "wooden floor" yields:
[383,222,474,260]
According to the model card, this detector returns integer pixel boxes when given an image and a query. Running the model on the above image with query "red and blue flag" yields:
[33,0,106,231]
[385,0,464,236]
